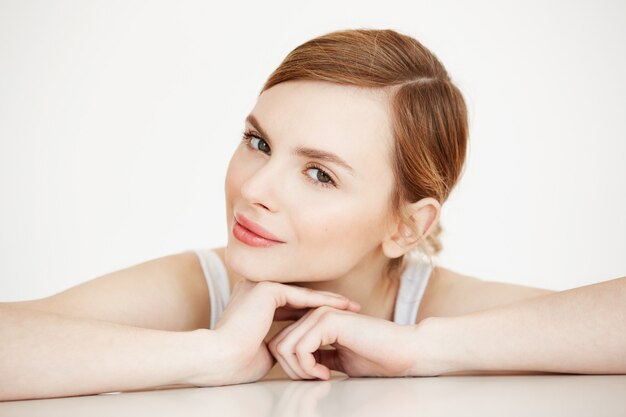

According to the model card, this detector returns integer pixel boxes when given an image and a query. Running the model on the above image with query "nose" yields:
[240,160,281,213]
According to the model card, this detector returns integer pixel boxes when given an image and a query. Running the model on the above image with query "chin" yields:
[224,241,287,283]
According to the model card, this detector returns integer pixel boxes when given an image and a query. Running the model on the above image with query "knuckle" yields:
[294,343,309,359]
[318,309,335,323]
[276,341,291,356]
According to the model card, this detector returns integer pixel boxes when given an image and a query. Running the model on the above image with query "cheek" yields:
[296,192,390,251]
[285,197,390,279]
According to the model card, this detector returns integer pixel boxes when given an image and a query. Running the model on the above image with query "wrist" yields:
[409,316,466,376]
[178,328,233,387]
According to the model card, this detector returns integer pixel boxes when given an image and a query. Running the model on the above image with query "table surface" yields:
[2,375,626,417]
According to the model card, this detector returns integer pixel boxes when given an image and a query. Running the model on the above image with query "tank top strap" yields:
[393,254,432,325]
[192,249,231,329]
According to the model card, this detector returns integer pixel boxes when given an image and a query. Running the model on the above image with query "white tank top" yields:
[192,249,432,329]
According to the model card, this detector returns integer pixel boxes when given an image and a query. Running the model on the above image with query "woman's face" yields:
[224,80,397,282]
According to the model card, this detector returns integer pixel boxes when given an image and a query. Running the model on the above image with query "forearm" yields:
[0,306,227,401]
[411,276,626,375]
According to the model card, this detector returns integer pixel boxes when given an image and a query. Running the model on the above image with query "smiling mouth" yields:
[232,217,285,248]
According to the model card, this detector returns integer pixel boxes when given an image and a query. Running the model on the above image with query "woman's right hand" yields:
[208,280,361,386]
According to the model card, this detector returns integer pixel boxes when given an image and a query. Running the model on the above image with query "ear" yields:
[382,197,441,259]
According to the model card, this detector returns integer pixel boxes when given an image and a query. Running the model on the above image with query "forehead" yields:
[250,80,394,181]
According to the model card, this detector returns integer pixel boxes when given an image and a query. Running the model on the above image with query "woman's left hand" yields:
[267,306,417,380]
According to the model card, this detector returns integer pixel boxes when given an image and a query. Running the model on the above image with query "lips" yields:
[233,213,285,247]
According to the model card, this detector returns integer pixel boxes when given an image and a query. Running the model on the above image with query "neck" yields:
[292,250,405,321]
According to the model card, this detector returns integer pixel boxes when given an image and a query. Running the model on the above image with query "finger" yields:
[269,329,309,380]
[266,322,307,381]
[299,289,362,313]
[271,310,315,344]
[269,310,320,380]
[272,307,323,351]
[347,300,361,313]
[275,308,334,379]
[295,315,341,380]
[271,347,304,380]
[228,282,347,329]
[262,282,355,312]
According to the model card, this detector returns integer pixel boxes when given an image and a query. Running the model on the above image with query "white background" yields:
[1,0,625,301]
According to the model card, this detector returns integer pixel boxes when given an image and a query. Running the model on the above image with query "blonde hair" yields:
[262,29,468,272]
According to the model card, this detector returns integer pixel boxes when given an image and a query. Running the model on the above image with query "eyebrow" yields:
[245,114,355,174]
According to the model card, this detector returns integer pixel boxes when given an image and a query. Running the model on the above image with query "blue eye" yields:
[305,165,336,188]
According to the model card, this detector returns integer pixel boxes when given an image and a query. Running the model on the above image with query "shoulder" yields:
[6,250,215,331]
[415,266,555,322]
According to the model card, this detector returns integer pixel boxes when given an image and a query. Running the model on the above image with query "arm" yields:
[410,275,626,375]
[0,251,226,401]
[0,307,226,401]
[0,250,361,400]
[264,268,624,380]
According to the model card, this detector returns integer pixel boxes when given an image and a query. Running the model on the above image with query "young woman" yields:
[1,29,624,401]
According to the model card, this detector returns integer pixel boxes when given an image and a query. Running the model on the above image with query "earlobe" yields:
[382,197,441,259]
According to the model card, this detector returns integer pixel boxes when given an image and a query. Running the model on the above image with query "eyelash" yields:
[241,130,337,189]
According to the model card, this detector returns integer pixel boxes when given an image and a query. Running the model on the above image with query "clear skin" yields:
[1,80,623,400]
[224,80,438,321]
[221,80,441,380]
[0,80,440,400]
